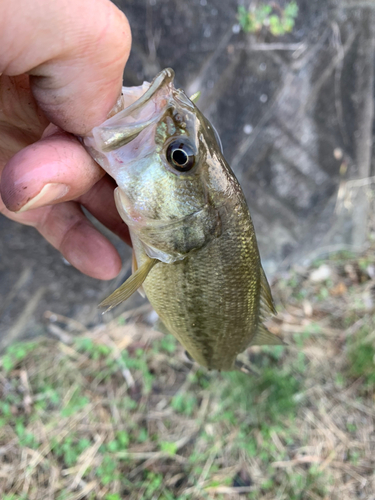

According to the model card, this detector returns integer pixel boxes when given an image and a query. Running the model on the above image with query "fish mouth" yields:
[93,69,177,153]
[122,68,175,118]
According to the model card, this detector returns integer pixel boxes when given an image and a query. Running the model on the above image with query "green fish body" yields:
[84,68,281,371]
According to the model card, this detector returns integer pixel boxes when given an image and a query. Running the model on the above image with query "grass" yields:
[1,248,375,498]
[238,2,298,37]
[347,324,375,387]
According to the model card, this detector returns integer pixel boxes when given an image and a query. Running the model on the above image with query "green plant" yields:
[238,1,298,37]
[60,386,89,417]
[143,471,163,499]
[106,431,130,452]
[75,337,111,359]
[171,392,197,416]
[96,454,119,485]
[347,326,375,386]
[220,364,302,427]
[160,441,178,456]
[52,436,91,467]
[1,341,38,372]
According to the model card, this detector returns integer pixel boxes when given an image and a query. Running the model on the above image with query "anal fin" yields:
[259,265,277,318]
[250,325,285,346]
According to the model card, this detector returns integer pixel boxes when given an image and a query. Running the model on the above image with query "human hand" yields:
[0,0,132,280]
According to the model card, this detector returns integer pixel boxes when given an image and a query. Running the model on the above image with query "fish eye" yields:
[166,140,195,172]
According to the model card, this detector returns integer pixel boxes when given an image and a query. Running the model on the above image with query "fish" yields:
[84,68,283,371]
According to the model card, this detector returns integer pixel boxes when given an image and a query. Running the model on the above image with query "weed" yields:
[220,364,301,427]
[347,326,375,386]
[60,387,89,417]
[75,337,111,359]
[1,341,38,372]
[238,2,298,37]
[160,440,178,455]
[106,431,130,452]
[3,496,28,500]
[15,419,40,449]
[171,391,197,416]
[96,454,119,485]
[2,247,375,499]
[154,334,177,354]
[52,435,91,467]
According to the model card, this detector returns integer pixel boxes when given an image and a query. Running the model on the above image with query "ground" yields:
[1,248,375,499]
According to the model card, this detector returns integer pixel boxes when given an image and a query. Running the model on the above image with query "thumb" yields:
[1,0,131,136]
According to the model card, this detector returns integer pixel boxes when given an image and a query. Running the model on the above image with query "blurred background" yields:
[1,1,375,499]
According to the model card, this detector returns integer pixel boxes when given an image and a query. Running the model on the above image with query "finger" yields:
[0,0,131,135]
[0,194,122,280]
[39,201,123,280]
[0,74,49,160]
[0,127,104,212]
[78,175,131,246]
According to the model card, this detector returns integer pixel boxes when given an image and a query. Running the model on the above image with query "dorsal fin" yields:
[189,91,201,103]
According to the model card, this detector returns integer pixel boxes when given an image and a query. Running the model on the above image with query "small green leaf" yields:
[160,441,178,455]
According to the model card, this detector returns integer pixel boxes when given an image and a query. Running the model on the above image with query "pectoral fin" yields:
[99,257,158,312]
[250,325,285,346]
[132,251,145,298]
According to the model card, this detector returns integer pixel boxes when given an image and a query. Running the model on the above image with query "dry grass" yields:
[1,249,375,499]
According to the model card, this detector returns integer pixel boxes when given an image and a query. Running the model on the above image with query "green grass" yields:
[2,249,375,498]
[0,336,308,498]
[347,325,375,387]
[238,1,298,37]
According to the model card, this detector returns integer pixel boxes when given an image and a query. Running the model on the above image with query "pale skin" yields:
[0,0,132,279]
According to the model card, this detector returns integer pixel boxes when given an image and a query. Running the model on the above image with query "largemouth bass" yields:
[84,68,282,371]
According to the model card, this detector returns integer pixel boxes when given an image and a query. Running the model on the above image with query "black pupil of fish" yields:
[172,149,188,166]
[166,141,195,172]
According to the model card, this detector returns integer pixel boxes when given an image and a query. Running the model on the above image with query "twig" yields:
[247,42,305,51]
[351,8,375,248]
[0,286,46,351]
[44,311,87,333]
[47,324,74,345]
[0,267,32,318]
[332,21,349,146]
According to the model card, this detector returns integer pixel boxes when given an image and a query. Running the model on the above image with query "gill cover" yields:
[84,68,222,264]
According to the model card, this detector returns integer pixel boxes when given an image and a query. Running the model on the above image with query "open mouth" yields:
[91,69,176,153]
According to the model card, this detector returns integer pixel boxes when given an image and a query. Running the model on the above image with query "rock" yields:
[310,264,332,282]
